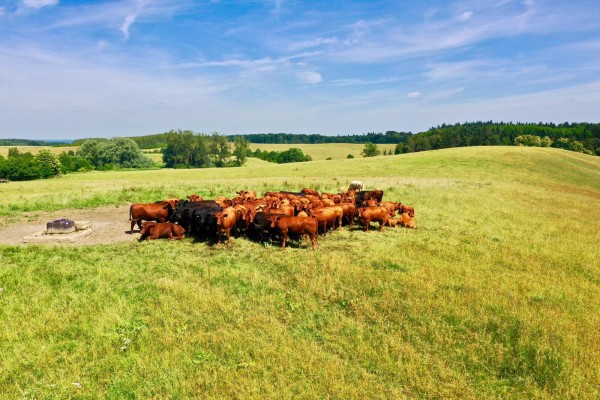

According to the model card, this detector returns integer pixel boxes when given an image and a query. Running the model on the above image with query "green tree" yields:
[541,136,553,147]
[361,142,381,157]
[35,149,61,178]
[514,135,541,147]
[77,139,102,167]
[233,136,249,166]
[97,138,154,168]
[58,151,92,174]
[209,132,231,167]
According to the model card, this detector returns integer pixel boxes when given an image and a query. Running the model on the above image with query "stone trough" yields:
[23,219,93,244]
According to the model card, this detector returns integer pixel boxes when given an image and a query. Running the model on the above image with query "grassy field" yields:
[248,143,398,160]
[0,145,79,157]
[0,147,599,399]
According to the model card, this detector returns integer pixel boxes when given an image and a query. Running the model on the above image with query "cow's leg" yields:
[130,219,136,233]
[282,231,288,248]
[226,228,231,245]
[310,233,317,250]
[379,220,385,232]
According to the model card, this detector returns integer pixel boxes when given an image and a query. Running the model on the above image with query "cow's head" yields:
[270,216,281,229]
[140,222,157,236]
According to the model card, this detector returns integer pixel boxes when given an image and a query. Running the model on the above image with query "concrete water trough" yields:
[23,219,93,244]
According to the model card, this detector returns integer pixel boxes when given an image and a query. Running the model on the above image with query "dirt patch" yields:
[0,205,141,246]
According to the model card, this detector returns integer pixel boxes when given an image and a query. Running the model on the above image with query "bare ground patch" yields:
[0,205,140,246]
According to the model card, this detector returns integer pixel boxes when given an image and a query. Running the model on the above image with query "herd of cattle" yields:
[129,186,416,250]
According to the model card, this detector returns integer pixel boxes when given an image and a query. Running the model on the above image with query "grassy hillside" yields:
[1,147,599,399]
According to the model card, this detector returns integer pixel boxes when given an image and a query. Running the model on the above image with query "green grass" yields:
[1,146,599,399]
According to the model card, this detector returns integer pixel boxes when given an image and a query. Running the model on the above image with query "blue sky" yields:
[1,0,599,139]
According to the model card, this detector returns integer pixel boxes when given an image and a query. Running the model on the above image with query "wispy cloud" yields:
[297,71,322,84]
[21,0,59,10]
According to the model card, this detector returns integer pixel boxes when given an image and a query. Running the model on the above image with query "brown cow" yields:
[384,216,397,227]
[130,203,172,233]
[301,188,320,196]
[337,202,356,226]
[214,206,238,244]
[237,190,257,200]
[356,190,384,204]
[270,215,318,250]
[362,199,378,207]
[140,222,185,240]
[398,212,416,229]
[357,206,388,232]
[187,194,204,202]
[308,207,340,236]
[399,205,415,218]
[379,201,402,216]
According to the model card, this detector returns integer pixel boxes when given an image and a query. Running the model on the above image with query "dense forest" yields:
[394,121,600,155]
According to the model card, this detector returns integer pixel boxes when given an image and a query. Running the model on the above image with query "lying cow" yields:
[139,222,186,240]
[270,215,318,250]
[398,212,416,229]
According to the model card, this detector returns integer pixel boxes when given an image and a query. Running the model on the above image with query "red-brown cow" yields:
[357,206,388,232]
[337,202,356,226]
[187,194,203,202]
[399,205,415,218]
[130,203,172,233]
[398,212,416,229]
[270,215,318,250]
[214,206,238,244]
[301,188,320,196]
[379,201,402,216]
[356,190,384,204]
[308,207,340,236]
[140,222,185,240]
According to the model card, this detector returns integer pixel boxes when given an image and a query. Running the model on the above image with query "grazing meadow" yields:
[0,146,599,399]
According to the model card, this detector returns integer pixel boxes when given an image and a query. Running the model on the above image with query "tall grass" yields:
[0,146,599,399]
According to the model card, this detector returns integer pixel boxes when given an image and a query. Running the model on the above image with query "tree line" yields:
[0,138,156,181]
[393,121,599,155]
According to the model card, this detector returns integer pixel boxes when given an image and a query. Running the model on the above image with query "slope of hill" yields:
[0,146,598,399]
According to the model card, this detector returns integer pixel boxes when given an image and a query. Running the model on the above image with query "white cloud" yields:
[288,37,337,51]
[21,0,59,9]
[297,71,322,84]
[457,11,474,22]
[407,91,422,98]
[120,14,136,40]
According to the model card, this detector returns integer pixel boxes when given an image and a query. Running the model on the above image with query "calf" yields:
[357,206,388,232]
[140,222,185,240]
[270,215,318,250]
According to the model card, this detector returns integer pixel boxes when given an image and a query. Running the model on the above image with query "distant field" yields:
[248,143,397,160]
[0,145,78,157]
[0,147,599,399]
